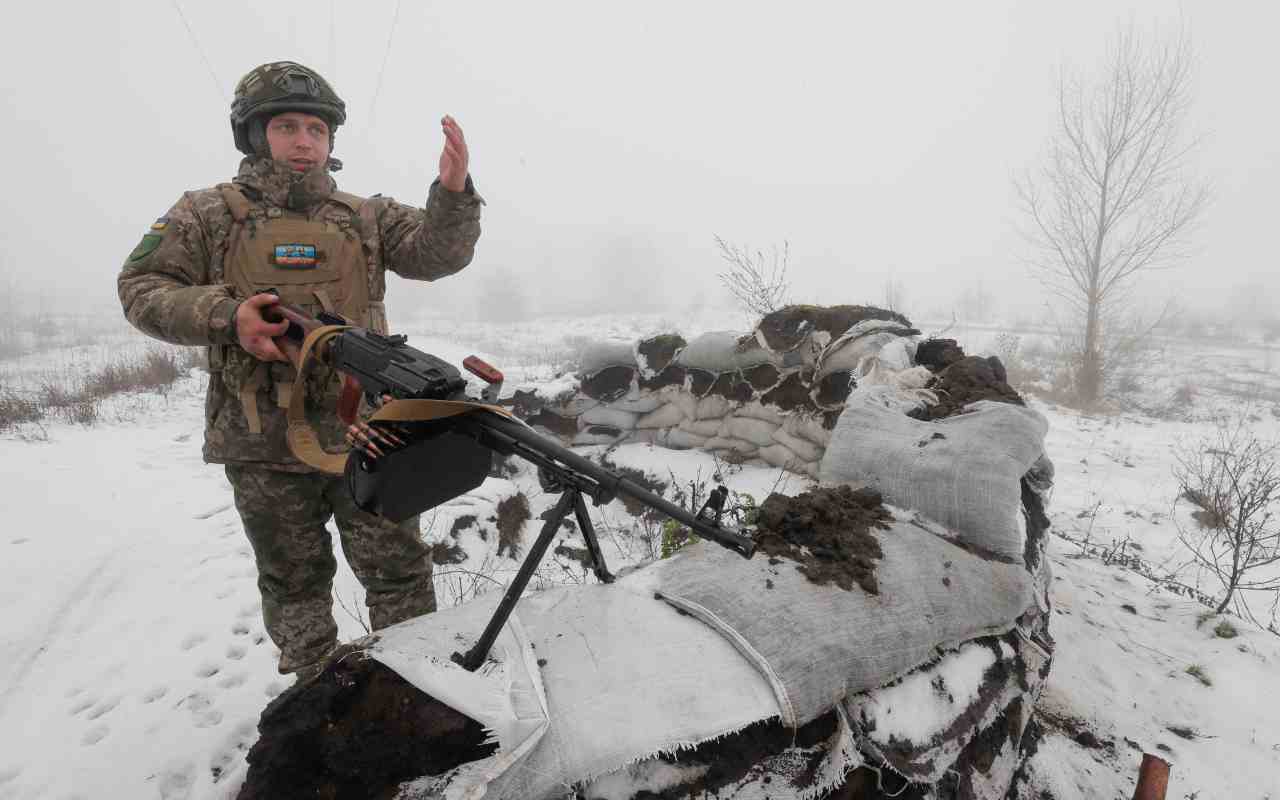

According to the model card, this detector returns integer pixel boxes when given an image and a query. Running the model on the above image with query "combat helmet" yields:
[230,61,346,157]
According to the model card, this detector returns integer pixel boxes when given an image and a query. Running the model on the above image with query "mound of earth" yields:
[756,305,914,352]
[754,485,893,594]
[914,338,966,372]
[237,645,495,800]
[918,355,1024,421]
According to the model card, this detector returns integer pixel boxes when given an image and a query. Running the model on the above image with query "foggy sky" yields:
[2,1,1276,323]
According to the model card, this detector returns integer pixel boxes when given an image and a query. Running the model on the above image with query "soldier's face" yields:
[266,112,331,172]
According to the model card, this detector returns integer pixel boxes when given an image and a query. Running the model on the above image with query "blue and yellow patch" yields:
[273,243,318,269]
[150,217,169,232]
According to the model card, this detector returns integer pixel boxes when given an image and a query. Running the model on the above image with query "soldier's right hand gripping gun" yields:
[267,303,755,671]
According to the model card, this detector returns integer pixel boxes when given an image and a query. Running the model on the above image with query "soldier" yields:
[118,61,482,677]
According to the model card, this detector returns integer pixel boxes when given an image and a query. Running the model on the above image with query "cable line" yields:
[168,0,227,103]
[368,0,403,125]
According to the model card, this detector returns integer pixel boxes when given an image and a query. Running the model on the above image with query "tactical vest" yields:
[216,184,386,435]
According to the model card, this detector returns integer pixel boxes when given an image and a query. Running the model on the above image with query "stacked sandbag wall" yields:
[511,306,923,480]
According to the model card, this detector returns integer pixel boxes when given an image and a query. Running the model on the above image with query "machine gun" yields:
[266,302,756,670]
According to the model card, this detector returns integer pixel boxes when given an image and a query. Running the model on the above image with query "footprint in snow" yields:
[81,724,109,746]
[69,695,97,716]
[236,602,261,619]
[172,433,191,443]
[141,685,169,704]
[195,661,222,678]
[0,766,21,786]
[215,586,236,600]
[10,538,29,545]
[193,503,232,520]
[180,692,223,728]
[226,644,247,661]
[216,672,248,690]
[156,760,195,800]
[209,721,256,784]
[180,632,207,651]
[231,622,250,636]
[85,696,121,721]
[264,681,286,699]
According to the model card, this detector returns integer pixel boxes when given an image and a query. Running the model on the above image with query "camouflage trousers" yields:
[224,464,436,674]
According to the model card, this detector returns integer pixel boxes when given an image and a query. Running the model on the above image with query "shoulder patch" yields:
[128,233,163,263]
[150,217,169,231]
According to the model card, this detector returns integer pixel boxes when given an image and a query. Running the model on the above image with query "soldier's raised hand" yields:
[438,115,469,192]
[236,293,290,362]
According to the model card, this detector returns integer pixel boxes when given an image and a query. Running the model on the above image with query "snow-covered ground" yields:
[1,313,1278,799]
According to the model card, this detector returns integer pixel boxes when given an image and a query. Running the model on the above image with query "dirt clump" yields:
[761,371,815,412]
[743,363,781,391]
[756,305,914,352]
[430,541,467,565]
[237,647,494,800]
[918,356,1024,420]
[579,365,635,401]
[754,485,893,594]
[914,338,966,372]
[637,334,686,373]
[494,492,531,558]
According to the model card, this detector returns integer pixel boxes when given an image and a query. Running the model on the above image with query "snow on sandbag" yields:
[678,418,723,438]
[635,334,687,377]
[578,340,639,374]
[636,402,687,429]
[694,394,733,420]
[580,405,640,430]
[656,513,1035,729]
[770,426,824,464]
[814,330,900,379]
[675,331,778,372]
[819,396,1048,561]
[606,389,667,414]
[721,417,780,449]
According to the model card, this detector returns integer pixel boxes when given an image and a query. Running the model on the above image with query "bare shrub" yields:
[1173,416,1280,615]
[84,350,183,398]
[0,385,43,431]
[714,236,789,317]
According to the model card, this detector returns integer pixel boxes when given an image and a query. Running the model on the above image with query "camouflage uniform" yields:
[119,155,482,672]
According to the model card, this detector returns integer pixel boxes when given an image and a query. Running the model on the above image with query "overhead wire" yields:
[368,0,404,126]
[168,0,228,103]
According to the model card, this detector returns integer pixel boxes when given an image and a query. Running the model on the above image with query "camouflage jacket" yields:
[118,156,483,470]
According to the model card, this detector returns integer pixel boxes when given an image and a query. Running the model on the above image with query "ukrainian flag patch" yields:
[273,243,318,269]
[150,217,169,231]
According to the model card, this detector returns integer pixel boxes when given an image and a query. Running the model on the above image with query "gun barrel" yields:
[470,411,756,558]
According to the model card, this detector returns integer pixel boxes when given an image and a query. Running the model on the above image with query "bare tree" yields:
[714,236,789,317]
[882,275,907,315]
[1173,417,1280,615]
[1017,24,1208,406]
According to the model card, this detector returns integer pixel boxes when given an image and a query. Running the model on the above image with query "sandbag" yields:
[722,417,781,449]
[655,517,1035,728]
[579,341,638,374]
[607,390,667,414]
[580,405,640,431]
[770,427,823,464]
[665,429,710,450]
[734,399,786,427]
[695,394,733,420]
[678,418,723,438]
[636,403,686,430]
[758,443,803,470]
[676,332,778,372]
[704,436,758,455]
[819,397,1048,561]
[782,413,833,448]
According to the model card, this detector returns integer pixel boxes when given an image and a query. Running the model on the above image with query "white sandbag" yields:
[758,443,802,470]
[549,394,600,417]
[578,340,639,373]
[656,518,1035,729]
[677,331,778,371]
[636,403,687,430]
[721,416,780,449]
[379,578,781,800]
[800,460,821,479]
[734,399,786,427]
[770,427,824,464]
[815,331,898,380]
[695,394,733,420]
[782,413,833,448]
[580,405,640,430]
[665,429,710,450]
[573,429,626,446]
[660,386,699,420]
[819,397,1048,561]
[876,336,916,372]
[678,418,723,438]
[607,389,667,414]
[704,436,758,455]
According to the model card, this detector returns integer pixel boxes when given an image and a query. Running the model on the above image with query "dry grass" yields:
[1,348,200,431]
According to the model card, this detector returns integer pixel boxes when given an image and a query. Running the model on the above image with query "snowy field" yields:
[1,311,1279,799]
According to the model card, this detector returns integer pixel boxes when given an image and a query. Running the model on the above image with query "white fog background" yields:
[1,0,1276,325]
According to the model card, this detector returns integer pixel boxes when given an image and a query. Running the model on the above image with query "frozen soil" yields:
[754,485,893,595]
[755,305,915,352]
[236,646,495,800]
[917,355,1024,420]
